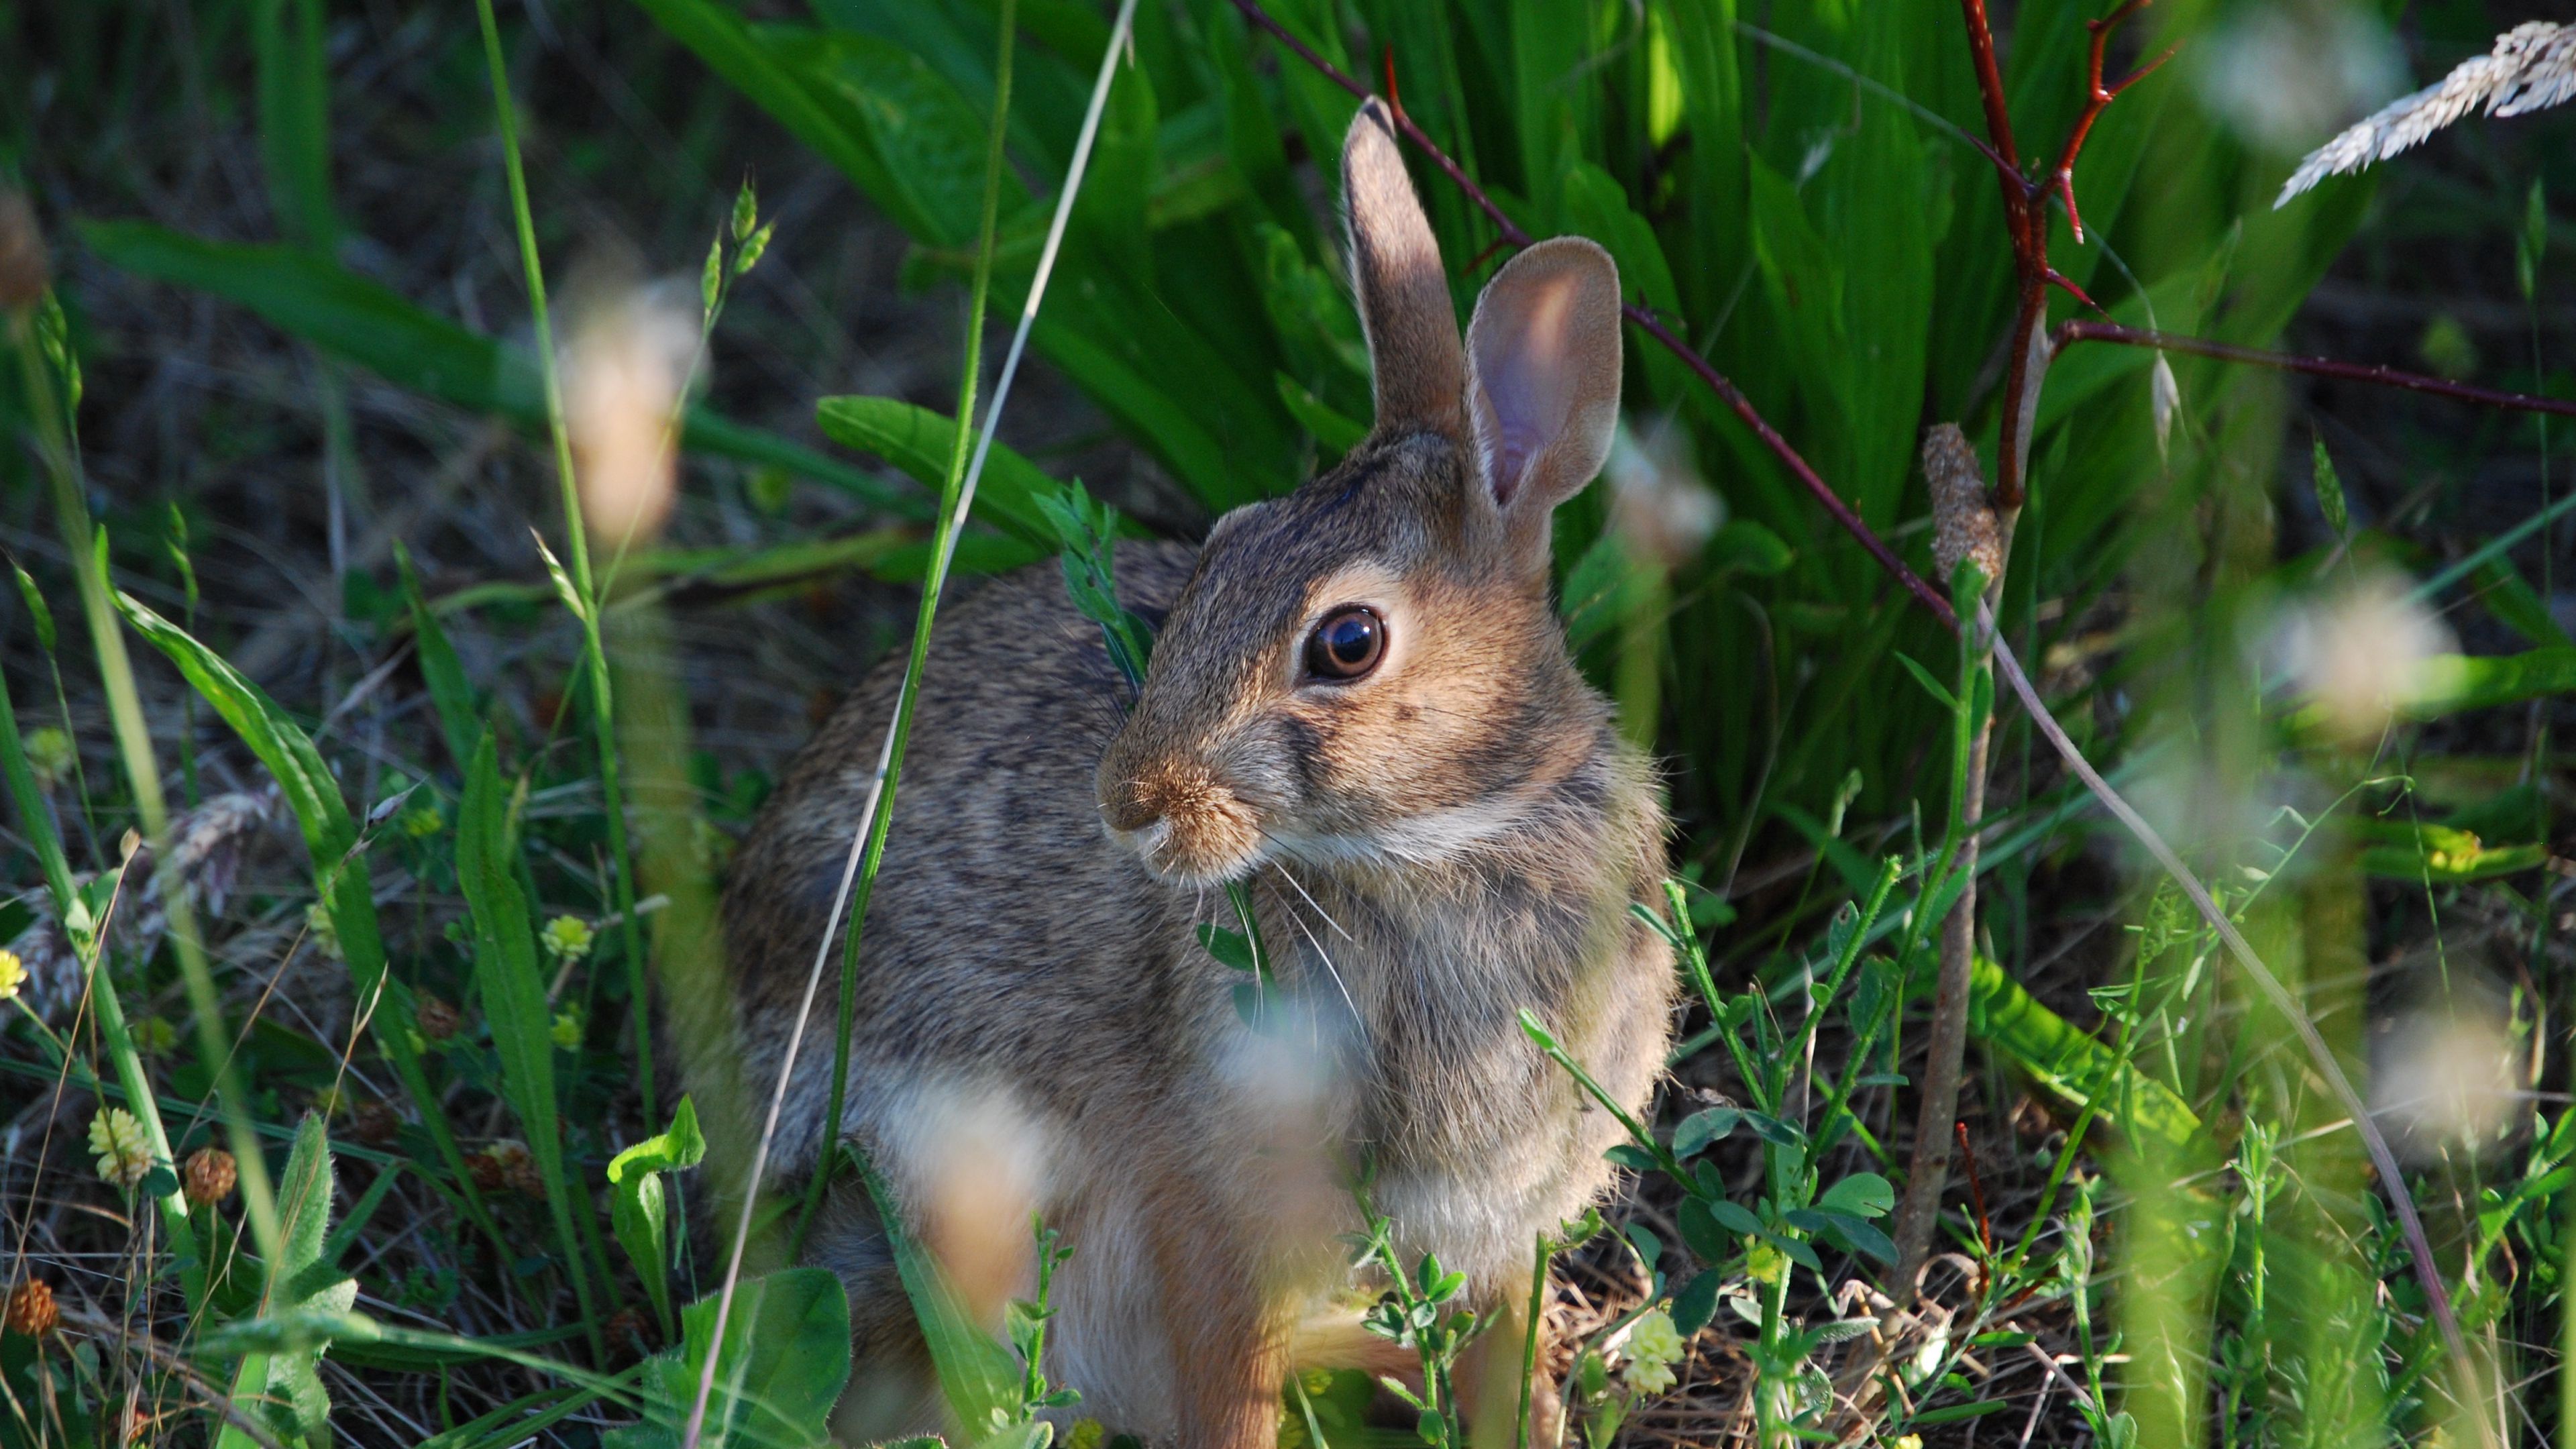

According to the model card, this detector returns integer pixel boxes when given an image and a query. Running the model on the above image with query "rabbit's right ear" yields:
[1343,99,1465,438]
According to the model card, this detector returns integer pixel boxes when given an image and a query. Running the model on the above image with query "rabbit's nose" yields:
[1102,765,1209,833]
[1102,785,1163,835]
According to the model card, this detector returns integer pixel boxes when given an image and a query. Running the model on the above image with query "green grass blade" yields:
[458,732,606,1357]
[395,542,484,772]
[111,588,516,1281]
[814,394,1084,545]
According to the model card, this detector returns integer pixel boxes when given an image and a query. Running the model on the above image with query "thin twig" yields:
[2055,319,2576,418]
[1985,611,2479,1392]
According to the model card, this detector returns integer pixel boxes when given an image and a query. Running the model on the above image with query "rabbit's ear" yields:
[1343,99,1465,437]
[1464,238,1622,541]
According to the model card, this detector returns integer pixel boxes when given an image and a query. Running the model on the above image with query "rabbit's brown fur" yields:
[719,101,1674,1445]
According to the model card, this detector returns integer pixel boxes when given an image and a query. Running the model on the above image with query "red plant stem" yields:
[2050,1,2174,245]
[2057,320,2576,419]
[1955,1121,1994,1258]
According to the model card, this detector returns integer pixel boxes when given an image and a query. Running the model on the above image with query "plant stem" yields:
[470,0,653,1129]
[9,310,282,1269]
[470,0,624,1346]
[1515,1232,1550,1449]
[789,0,1020,1260]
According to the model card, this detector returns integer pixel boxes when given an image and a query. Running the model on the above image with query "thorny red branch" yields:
[1976,0,2163,509]
[2052,1,2176,245]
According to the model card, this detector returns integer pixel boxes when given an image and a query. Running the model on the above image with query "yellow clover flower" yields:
[89,1108,152,1189]
[1621,1306,1685,1396]
[541,915,595,962]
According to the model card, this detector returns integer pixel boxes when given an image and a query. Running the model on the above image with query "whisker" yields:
[1269,857,1352,941]
[1271,862,1365,1038]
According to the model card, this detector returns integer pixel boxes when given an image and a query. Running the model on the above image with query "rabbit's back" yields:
[722,540,1206,1182]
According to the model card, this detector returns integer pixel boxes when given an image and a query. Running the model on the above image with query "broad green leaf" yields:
[221,1113,353,1449]
[767,29,1027,248]
[1670,1107,1740,1159]
[1967,955,2199,1150]
[853,1149,1022,1436]
[2355,820,2546,883]
[1560,529,1640,655]
[608,1097,709,1330]
[1817,1171,1893,1220]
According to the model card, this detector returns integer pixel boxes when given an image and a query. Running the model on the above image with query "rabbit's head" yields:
[1097,100,1627,886]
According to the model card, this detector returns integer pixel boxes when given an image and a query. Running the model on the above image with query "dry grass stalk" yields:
[2278,20,2576,206]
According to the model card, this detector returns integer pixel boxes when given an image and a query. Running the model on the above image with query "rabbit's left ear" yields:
[1464,237,1623,557]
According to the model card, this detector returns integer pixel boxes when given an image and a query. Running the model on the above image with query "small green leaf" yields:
[1670,1108,1740,1159]
[1195,923,1258,973]
[1817,1171,1894,1220]
[15,565,56,654]
[608,1097,708,1330]
[1670,1270,1722,1336]
[1709,1199,1762,1235]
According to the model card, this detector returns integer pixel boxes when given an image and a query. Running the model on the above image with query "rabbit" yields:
[718,99,1676,1447]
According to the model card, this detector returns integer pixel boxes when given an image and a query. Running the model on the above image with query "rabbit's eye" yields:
[1305,606,1386,682]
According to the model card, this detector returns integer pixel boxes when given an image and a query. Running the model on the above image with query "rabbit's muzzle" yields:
[1099,755,1265,884]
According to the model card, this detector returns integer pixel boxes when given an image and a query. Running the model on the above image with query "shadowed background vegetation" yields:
[7,0,2576,1445]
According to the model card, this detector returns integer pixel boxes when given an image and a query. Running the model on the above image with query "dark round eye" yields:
[1305,606,1386,682]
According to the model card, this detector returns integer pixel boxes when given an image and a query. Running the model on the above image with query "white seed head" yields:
[564,281,700,546]
[2267,572,2453,743]
[2373,994,2520,1162]
[2276,19,2574,205]
[1605,417,1721,574]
